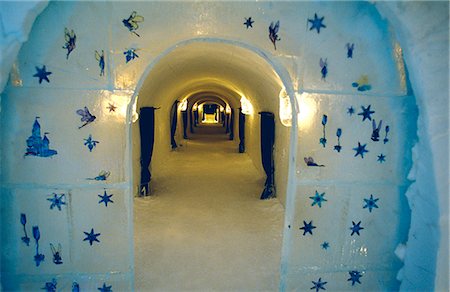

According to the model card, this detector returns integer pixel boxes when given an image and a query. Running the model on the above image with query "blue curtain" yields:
[139,107,156,196]
[170,101,179,149]
[229,108,234,140]
[259,111,276,200]
[238,108,245,153]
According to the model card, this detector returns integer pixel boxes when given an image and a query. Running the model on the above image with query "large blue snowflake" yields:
[363,194,379,212]
[98,282,112,292]
[98,190,114,207]
[358,105,375,122]
[310,277,327,291]
[47,193,66,211]
[309,191,327,208]
[350,221,364,236]
[83,228,101,246]
[347,270,363,286]
[300,220,316,236]
[33,65,52,84]
[308,13,326,34]
[353,142,368,158]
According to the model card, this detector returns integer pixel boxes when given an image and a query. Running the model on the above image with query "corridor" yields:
[134,125,285,291]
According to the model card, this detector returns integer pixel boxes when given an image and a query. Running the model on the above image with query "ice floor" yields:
[133,125,285,291]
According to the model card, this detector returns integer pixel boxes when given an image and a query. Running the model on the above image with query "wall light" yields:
[296,92,317,130]
[178,99,188,111]
[193,103,198,111]
[225,105,231,114]
[220,106,224,112]
[240,96,253,115]
[279,88,292,127]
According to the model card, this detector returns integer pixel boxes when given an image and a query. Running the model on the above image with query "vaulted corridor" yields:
[134,125,285,290]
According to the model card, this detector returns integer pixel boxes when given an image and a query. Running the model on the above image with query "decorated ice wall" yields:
[0,1,448,291]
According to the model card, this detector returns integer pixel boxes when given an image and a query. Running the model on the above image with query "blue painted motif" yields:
[347,106,355,116]
[353,142,368,158]
[350,221,364,236]
[319,115,327,147]
[269,21,280,50]
[383,125,390,144]
[334,128,342,152]
[124,48,139,63]
[310,277,327,291]
[62,28,76,59]
[50,243,63,265]
[33,65,52,84]
[107,103,117,112]
[25,117,57,157]
[371,120,383,142]
[20,213,30,246]
[83,228,101,246]
[98,282,112,292]
[72,282,80,292]
[122,11,144,37]
[321,242,330,250]
[352,75,372,91]
[320,58,328,80]
[76,107,96,129]
[33,226,45,266]
[377,153,386,163]
[308,13,326,34]
[363,194,379,212]
[95,50,105,76]
[42,278,57,292]
[87,170,110,181]
[84,134,99,152]
[300,220,316,236]
[310,191,327,208]
[346,43,354,58]
[347,270,363,286]
[358,105,375,122]
[47,193,66,211]
[98,190,114,207]
[304,157,324,167]
[244,17,254,28]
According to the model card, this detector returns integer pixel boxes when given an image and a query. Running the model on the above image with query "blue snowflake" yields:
[357,105,375,122]
[300,220,316,236]
[308,13,326,34]
[33,65,52,84]
[98,282,112,292]
[47,193,66,211]
[347,270,363,286]
[377,153,386,163]
[353,142,368,158]
[98,190,114,207]
[310,277,327,291]
[244,17,254,28]
[350,221,364,236]
[83,228,101,246]
[347,106,355,116]
[321,242,330,250]
[309,191,327,208]
[363,195,379,212]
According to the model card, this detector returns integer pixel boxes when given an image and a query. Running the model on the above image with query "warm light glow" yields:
[131,98,139,123]
[240,96,253,115]
[296,92,317,130]
[220,106,224,112]
[225,105,231,114]
[198,103,203,111]
[279,88,292,127]
[178,99,188,111]
[193,103,198,111]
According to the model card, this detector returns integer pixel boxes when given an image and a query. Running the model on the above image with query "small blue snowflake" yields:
[83,228,101,246]
[47,193,66,211]
[353,142,368,158]
[300,220,316,236]
[98,190,114,207]
[347,270,363,286]
[309,191,327,208]
[321,242,330,250]
[33,65,52,84]
[308,13,326,34]
[377,153,386,163]
[310,277,327,291]
[243,17,254,28]
[347,106,355,116]
[358,105,375,122]
[363,195,379,212]
[350,221,364,236]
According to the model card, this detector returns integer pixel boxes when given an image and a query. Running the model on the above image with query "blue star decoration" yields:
[47,193,66,211]
[363,194,379,212]
[310,277,327,291]
[98,282,112,292]
[98,190,114,207]
[377,153,386,163]
[350,221,364,236]
[308,13,326,34]
[243,17,254,28]
[300,220,316,236]
[347,106,355,116]
[348,270,363,286]
[83,228,101,246]
[321,241,330,250]
[353,142,368,158]
[309,191,327,208]
[33,65,52,84]
[358,105,375,122]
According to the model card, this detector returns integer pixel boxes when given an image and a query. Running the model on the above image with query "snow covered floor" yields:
[134,124,285,291]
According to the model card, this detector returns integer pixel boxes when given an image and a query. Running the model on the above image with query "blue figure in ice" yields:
[98,190,114,207]
[363,194,379,212]
[83,228,101,246]
[334,128,342,152]
[352,75,372,91]
[33,226,45,266]
[319,114,327,147]
[124,48,139,63]
[320,58,328,80]
[321,242,330,250]
[87,170,110,181]
[346,43,355,58]
[62,28,76,59]
[300,220,316,236]
[383,125,390,144]
[42,278,57,292]
[309,190,327,208]
[25,117,58,157]
[244,17,254,28]
[122,11,144,37]
[20,213,30,246]
[371,119,383,142]
[72,281,80,292]
[33,65,52,84]
[98,282,112,292]
[377,153,386,163]
[84,134,99,152]
[50,243,63,265]
[95,50,105,76]
[308,13,326,34]
[348,270,363,286]
[310,277,327,291]
[304,157,325,167]
[353,142,368,158]
[76,106,96,129]
[47,193,66,211]
[347,106,355,116]
[350,221,364,236]
[358,105,375,122]
[269,21,280,50]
